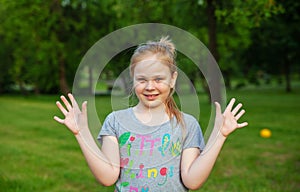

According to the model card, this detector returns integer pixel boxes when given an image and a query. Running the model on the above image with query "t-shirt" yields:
[98,108,205,192]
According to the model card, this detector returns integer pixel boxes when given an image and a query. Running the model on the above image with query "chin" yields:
[141,100,165,109]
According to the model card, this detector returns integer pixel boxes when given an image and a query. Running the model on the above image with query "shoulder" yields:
[181,112,199,125]
[111,108,132,120]
[105,108,131,119]
[101,108,132,132]
[180,112,202,133]
[103,108,132,125]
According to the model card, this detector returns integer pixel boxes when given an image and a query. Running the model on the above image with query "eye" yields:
[155,78,163,82]
[137,78,146,83]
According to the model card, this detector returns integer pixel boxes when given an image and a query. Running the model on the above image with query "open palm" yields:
[214,98,248,137]
[54,93,88,135]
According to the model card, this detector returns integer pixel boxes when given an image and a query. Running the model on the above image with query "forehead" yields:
[133,54,171,76]
[133,56,171,77]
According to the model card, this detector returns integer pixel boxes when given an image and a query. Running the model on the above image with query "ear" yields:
[170,71,178,88]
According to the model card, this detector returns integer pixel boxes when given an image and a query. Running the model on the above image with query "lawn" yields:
[0,88,299,192]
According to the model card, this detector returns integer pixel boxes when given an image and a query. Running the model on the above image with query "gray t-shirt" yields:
[98,108,205,192]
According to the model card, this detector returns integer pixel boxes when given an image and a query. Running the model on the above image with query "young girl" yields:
[54,37,248,191]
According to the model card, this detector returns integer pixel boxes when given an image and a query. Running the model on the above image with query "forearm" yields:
[182,131,226,189]
[181,99,248,189]
[54,94,120,185]
[75,128,120,186]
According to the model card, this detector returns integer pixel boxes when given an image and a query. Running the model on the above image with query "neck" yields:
[133,103,169,126]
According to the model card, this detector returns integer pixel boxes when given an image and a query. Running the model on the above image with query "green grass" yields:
[0,89,299,192]
[199,89,300,192]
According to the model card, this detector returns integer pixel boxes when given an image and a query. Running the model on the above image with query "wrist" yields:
[73,125,87,137]
[218,131,227,141]
[74,130,82,140]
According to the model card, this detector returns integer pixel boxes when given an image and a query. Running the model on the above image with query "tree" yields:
[206,0,221,103]
[243,0,299,92]
[0,0,116,94]
[208,0,283,90]
[0,0,291,95]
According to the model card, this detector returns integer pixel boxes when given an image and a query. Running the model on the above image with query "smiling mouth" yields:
[144,94,159,100]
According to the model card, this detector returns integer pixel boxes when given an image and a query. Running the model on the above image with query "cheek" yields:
[159,80,172,89]
[133,82,145,93]
[157,84,172,95]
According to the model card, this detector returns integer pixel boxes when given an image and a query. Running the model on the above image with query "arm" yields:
[54,93,120,186]
[181,98,248,190]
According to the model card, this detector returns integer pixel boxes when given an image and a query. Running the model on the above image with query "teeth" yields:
[144,94,158,98]
[146,94,158,97]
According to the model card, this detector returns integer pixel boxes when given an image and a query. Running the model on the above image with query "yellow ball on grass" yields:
[260,128,271,138]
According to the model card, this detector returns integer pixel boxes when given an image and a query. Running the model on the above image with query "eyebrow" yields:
[135,75,166,79]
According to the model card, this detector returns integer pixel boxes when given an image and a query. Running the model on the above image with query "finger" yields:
[232,103,242,116]
[60,95,72,111]
[68,93,80,111]
[238,122,248,128]
[54,116,64,124]
[56,101,68,115]
[235,109,245,120]
[224,98,236,114]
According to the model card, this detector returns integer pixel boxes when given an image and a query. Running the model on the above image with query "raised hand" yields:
[54,93,88,135]
[214,98,248,137]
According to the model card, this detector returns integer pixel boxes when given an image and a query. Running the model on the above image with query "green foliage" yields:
[213,0,284,82]
[215,0,284,28]
[0,0,298,94]
[0,0,116,93]
[241,0,300,91]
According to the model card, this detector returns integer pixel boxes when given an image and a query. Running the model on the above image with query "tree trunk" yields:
[51,0,69,94]
[224,69,232,90]
[206,0,222,103]
[284,57,291,92]
[18,80,27,96]
[59,55,70,94]
[34,84,40,95]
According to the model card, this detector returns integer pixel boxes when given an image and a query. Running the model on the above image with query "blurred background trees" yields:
[0,0,299,95]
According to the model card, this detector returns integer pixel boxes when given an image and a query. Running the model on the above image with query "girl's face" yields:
[133,56,177,110]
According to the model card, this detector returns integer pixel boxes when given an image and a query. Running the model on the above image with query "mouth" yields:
[144,94,159,100]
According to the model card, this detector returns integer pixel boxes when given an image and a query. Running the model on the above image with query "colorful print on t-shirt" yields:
[118,131,182,191]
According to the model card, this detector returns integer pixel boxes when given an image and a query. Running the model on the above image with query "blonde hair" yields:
[130,36,184,129]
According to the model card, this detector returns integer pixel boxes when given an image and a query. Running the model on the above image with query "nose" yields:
[145,80,155,90]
